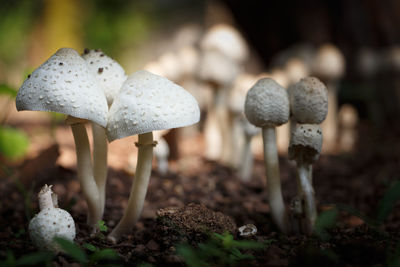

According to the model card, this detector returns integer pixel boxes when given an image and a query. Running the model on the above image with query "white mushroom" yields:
[106,70,200,242]
[16,48,107,227]
[82,48,127,219]
[288,124,323,234]
[244,78,290,233]
[29,185,76,252]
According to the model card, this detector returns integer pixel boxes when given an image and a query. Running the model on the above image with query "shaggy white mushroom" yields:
[244,78,290,233]
[16,48,108,227]
[29,185,76,251]
[106,70,200,242]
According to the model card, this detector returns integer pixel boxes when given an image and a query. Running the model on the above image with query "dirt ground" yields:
[0,119,400,266]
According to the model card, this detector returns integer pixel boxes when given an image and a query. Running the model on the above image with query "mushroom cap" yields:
[106,70,200,141]
[285,58,310,85]
[198,49,240,86]
[29,207,76,251]
[289,124,322,164]
[158,52,183,82]
[338,104,358,127]
[201,24,249,63]
[244,78,290,128]
[176,45,200,77]
[16,48,108,127]
[288,77,328,124]
[82,49,127,106]
[313,44,345,80]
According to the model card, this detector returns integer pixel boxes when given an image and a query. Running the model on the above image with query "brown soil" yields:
[0,122,399,266]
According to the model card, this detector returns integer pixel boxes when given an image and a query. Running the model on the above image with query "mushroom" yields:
[106,70,200,242]
[29,185,76,251]
[312,44,345,153]
[199,24,248,164]
[288,124,322,234]
[338,104,358,153]
[244,78,290,233]
[16,48,108,226]
[82,48,127,218]
[288,77,328,234]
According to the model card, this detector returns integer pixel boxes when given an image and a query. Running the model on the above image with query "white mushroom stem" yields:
[108,132,154,243]
[92,122,108,217]
[215,88,233,165]
[38,185,55,210]
[297,162,317,234]
[262,127,289,233]
[239,133,254,182]
[70,123,101,226]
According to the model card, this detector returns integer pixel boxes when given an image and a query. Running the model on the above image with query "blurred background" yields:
[1,0,400,168]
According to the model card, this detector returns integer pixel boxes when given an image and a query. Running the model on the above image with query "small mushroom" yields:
[82,49,127,219]
[288,124,322,234]
[16,48,108,227]
[106,70,200,242]
[244,78,290,233]
[29,185,76,252]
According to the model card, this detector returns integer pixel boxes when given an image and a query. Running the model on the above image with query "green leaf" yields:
[176,244,205,267]
[97,220,108,232]
[89,248,120,263]
[0,84,17,98]
[0,126,29,160]
[83,243,98,252]
[16,251,54,266]
[314,208,339,241]
[53,237,87,264]
[377,180,400,223]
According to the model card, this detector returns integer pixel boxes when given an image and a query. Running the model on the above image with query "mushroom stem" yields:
[108,132,154,243]
[297,162,317,234]
[92,122,108,217]
[321,82,338,153]
[71,123,101,226]
[38,185,55,210]
[215,88,233,165]
[239,133,254,182]
[262,127,289,233]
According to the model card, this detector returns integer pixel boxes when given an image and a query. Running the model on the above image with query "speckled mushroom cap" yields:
[288,77,328,124]
[244,78,290,128]
[313,44,345,80]
[29,207,76,251]
[201,24,248,63]
[82,49,127,106]
[289,124,323,164]
[16,48,108,127]
[106,70,200,141]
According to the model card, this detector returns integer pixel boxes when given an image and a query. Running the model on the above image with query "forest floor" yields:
[0,121,400,266]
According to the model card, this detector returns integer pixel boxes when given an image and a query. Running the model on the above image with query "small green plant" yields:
[97,220,108,232]
[0,250,54,267]
[176,232,269,267]
[314,180,400,241]
[54,237,121,266]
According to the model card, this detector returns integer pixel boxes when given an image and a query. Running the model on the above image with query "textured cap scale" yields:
[107,70,200,141]
[288,77,328,124]
[16,48,108,127]
[289,124,323,164]
[244,78,290,128]
[82,49,127,106]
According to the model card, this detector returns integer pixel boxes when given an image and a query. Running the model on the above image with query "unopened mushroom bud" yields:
[244,78,290,233]
[289,124,322,234]
[29,185,76,251]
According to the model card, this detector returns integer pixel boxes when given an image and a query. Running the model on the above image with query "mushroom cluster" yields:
[16,48,200,244]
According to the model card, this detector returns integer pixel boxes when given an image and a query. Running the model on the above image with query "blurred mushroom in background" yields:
[312,43,346,153]
[338,104,359,153]
[198,23,249,165]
